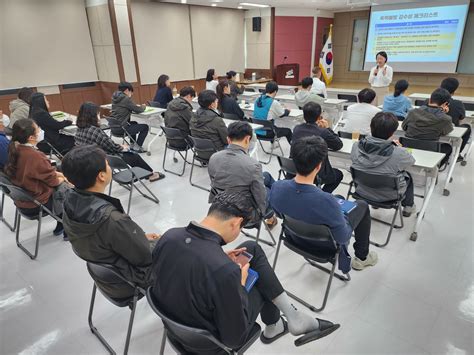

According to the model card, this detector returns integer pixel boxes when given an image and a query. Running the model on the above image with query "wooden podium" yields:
[275,63,300,86]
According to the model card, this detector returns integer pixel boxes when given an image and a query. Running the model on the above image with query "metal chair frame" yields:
[161,126,192,177]
[187,136,217,192]
[251,118,284,164]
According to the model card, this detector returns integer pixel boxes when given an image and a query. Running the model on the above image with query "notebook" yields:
[335,198,357,215]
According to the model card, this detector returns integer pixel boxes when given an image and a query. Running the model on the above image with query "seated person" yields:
[208,121,277,228]
[205,68,219,92]
[4,119,70,240]
[29,92,75,154]
[253,81,292,144]
[226,70,244,99]
[0,114,10,169]
[310,66,327,98]
[75,102,164,182]
[153,74,173,108]
[270,136,378,271]
[295,77,325,108]
[343,88,381,136]
[402,88,454,168]
[292,102,343,193]
[440,77,471,159]
[111,81,148,152]
[151,191,339,354]
[351,112,416,217]
[383,79,412,120]
[62,145,160,299]
[216,80,246,121]
[8,87,34,133]
[163,86,196,148]
[190,90,228,154]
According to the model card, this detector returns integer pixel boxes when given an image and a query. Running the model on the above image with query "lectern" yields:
[275,63,300,86]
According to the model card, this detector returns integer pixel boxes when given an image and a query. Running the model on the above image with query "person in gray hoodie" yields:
[164,86,195,148]
[190,90,228,157]
[62,145,160,299]
[111,81,148,151]
[402,88,454,168]
[8,87,33,133]
[294,77,325,109]
[351,112,416,217]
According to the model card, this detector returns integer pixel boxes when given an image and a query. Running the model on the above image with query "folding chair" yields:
[273,215,350,312]
[347,167,405,248]
[106,155,159,215]
[251,118,284,164]
[161,126,192,176]
[0,172,17,232]
[0,182,62,259]
[277,155,297,180]
[106,117,140,148]
[83,258,144,355]
[399,136,447,178]
[337,94,357,111]
[146,287,261,355]
[187,136,217,192]
[337,131,366,140]
[414,99,427,107]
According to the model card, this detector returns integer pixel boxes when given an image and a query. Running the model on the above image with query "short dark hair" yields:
[430,88,451,106]
[208,191,253,227]
[118,81,133,92]
[18,87,34,105]
[376,51,388,62]
[157,74,170,89]
[227,121,252,141]
[291,136,328,176]
[301,77,313,89]
[265,81,279,94]
[358,88,376,104]
[76,102,100,129]
[179,86,196,98]
[302,102,322,124]
[440,77,459,95]
[62,145,107,190]
[370,112,399,139]
[198,90,218,108]
[226,70,237,79]
[206,69,215,82]
[394,80,409,97]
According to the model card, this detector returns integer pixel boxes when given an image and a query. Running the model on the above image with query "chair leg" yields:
[163,145,187,177]
[126,181,134,215]
[15,210,41,260]
[257,140,272,165]
[0,193,16,232]
[135,179,160,205]
[189,154,211,192]
[272,231,284,269]
[88,283,116,354]
[370,204,402,248]
[241,220,276,247]
[123,289,139,355]
[159,329,167,355]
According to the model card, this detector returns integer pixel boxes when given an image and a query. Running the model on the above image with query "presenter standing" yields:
[368,51,393,106]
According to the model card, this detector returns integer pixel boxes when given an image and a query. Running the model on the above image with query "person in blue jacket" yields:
[383,80,412,120]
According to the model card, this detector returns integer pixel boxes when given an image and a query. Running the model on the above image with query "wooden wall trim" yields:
[108,0,125,82]
[127,0,141,85]
[270,7,275,72]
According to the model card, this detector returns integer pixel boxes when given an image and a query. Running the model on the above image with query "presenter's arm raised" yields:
[380,66,393,86]
[368,66,377,84]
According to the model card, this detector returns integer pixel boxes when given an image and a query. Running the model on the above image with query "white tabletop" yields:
[51,111,76,122]
[100,104,165,116]
[335,138,445,169]
[273,95,347,106]
[409,93,474,104]
[239,92,260,97]
[246,83,297,90]
[327,88,360,95]
[222,118,263,130]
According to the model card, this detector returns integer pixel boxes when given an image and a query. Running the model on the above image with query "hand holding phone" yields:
[234,251,253,267]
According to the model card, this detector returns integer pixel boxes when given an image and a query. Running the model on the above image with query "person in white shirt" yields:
[205,68,219,92]
[368,51,393,106]
[343,88,381,136]
[310,67,327,99]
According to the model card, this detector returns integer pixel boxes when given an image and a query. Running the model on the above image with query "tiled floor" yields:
[1,132,473,355]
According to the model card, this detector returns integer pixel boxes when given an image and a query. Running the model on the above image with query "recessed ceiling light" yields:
[212,3,217,6]
[181,0,187,3]
[239,2,270,7]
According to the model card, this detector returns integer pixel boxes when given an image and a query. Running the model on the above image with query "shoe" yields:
[294,318,340,346]
[402,204,416,217]
[53,223,64,236]
[131,144,146,153]
[149,172,165,182]
[457,156,464,163]
[260,317,289,344]
[351,251,378,271]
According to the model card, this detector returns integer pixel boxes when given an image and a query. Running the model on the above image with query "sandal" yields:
[149,172,166,182]
[265,216,278,230]
[294,319,340,347]
[260,317,289,344]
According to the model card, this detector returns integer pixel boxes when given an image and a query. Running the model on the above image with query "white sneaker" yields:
[351,251,378,271]
[402,204,416,217]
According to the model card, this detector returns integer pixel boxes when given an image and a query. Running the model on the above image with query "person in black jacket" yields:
[151,191,339,354]
[29,92,75,154]
[153,74,173,108]
[216,79,246,121]
[62,145,160,299]
[440,77,471,159]
[291,102,343,193]
[163,86,195,148]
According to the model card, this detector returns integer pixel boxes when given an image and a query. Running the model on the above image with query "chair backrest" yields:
[187,136,217,158]
[350,167,402,197]
[106,154,130,171]
[222,113,241,121]
[277,156,297,177]
[337,131,366,140]
[338,94,358,103]
[0,180,39,206]
[464,102,474,111]
[146,287,231,353]
[399,136,441,153]
[105,117,125,136]
[282,215,337,252]
[161,126,189,147]
[250,118,274,137]
[414,99,427,107]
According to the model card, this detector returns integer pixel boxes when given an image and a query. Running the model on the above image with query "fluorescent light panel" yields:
[239,2,270,7]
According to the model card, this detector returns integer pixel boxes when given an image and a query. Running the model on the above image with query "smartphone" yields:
[235,251,253,267]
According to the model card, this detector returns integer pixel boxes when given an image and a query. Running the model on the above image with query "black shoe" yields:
[294,319,340,347]
[53,223,64,236]
[457,156,464,163]
[260,317,289,344]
